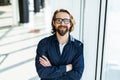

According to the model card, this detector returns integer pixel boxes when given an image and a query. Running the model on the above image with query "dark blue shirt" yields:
[35,34,84,80]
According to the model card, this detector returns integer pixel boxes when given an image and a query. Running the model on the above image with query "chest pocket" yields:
[59,45,76,65]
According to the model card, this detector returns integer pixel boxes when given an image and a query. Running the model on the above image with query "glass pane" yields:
[102,0,120,80]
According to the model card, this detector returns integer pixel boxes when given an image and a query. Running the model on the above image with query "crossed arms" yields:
[40,55,72,72]
[35,42,84,80]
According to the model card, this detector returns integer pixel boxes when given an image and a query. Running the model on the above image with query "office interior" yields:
[0,0,120,80]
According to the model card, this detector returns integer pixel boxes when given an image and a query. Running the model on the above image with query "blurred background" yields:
[0,0,120,80]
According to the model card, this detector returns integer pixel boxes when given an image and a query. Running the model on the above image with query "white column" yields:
[82,0,100,80]
[11,0,19,26]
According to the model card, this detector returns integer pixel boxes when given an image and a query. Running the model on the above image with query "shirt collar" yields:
[52,34,75,44]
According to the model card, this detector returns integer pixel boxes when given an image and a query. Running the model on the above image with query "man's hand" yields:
[66,64,72,72]
[39,55,52,67]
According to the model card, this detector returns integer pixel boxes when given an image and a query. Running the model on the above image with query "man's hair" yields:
[51,9,76,34]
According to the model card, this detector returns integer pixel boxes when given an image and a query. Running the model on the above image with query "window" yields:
[102,0,120,80]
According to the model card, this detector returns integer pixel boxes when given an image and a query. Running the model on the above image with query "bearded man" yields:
[35,9,84,80]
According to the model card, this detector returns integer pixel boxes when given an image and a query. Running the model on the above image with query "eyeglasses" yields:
[54,18,71,24]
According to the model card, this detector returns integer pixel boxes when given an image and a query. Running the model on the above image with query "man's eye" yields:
[58,19,62,21]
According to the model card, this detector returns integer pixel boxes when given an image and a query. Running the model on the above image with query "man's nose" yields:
[60,21,65,25]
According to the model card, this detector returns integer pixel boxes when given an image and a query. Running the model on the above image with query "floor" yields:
[0,3,51,80]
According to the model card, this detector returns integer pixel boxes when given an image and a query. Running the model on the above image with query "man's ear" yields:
[52,21,55,26]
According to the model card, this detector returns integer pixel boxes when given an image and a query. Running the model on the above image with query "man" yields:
[35,9,84,80]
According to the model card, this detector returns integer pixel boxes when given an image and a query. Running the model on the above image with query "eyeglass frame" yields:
[54,18,71,24]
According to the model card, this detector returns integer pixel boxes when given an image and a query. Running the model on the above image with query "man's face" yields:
[53,12,71,36]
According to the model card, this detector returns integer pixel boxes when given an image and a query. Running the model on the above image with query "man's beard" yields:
[56,25,69,36]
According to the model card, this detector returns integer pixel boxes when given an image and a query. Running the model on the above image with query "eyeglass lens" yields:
[55,18,70,24]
